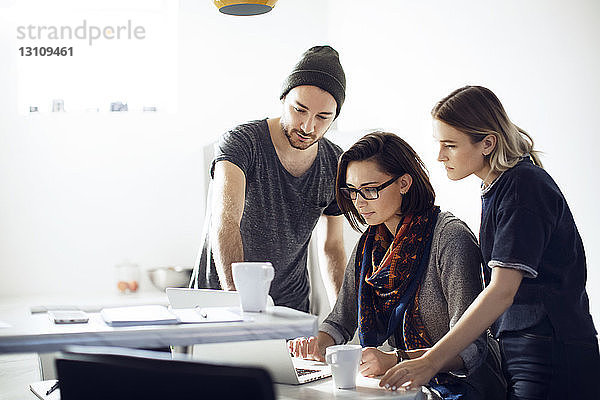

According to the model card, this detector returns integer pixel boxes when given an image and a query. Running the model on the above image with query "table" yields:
[0,294,425,399]
[0,305,316,354]
[275,376,424,399]
[24,376,425,400]
[0,296,317,354]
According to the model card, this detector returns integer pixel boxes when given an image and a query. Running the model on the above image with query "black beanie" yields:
[280,45,346,118]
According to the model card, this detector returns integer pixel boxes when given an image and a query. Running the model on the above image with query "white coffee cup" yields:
[231,262,274,313]
[325,344,362,389]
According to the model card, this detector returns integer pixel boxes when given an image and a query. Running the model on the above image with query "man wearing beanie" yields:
[194,46,347,313]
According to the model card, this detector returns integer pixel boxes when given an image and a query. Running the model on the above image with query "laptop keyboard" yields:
[296,368,319,376]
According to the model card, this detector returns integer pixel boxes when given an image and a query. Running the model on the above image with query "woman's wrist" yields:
[380,350,398,371]
[421,348,445,372]
[317,331,335,348]
[395,348,408,363]
[316,331,335,359]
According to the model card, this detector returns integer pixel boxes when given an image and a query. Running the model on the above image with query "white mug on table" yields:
[325,344,362,389]
[232,262,274,313]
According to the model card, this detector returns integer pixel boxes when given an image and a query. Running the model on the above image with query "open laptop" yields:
[191,338,331,385]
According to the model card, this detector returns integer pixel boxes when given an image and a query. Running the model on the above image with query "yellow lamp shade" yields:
[214,0,278,16]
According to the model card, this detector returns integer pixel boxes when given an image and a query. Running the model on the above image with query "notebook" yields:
[191,338,331,385]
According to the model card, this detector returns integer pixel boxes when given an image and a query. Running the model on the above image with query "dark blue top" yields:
[480,157,596,340]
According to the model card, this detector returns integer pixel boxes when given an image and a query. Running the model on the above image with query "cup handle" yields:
[325,352,335,364]
[264,265,274,281]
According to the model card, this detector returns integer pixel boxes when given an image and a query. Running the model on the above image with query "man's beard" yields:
[280,121,321,150]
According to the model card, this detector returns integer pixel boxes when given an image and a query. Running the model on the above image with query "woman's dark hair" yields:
[336,131,435,231]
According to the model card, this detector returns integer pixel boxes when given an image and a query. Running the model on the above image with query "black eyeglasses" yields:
[340,176,400,201]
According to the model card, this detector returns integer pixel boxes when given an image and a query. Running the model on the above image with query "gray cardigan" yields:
[320,211,486,375]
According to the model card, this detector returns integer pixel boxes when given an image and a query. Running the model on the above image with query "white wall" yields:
[1,0,598,329]
[0,0,329,297]
[327,0,600,327]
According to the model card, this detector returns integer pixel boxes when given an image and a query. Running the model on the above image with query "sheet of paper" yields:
[29,380,60,400]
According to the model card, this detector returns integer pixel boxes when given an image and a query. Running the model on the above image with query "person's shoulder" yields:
[432,211,481,274]
[217,119,268,153]
[504,159,554,187]
[501,159,562,205]
[435,211,466,232]
[223,119,267,139]
[434,211,477,243]
[212,119,268,176]
[319,137,344,158]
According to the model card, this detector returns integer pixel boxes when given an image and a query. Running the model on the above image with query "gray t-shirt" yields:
[196,119,343,312]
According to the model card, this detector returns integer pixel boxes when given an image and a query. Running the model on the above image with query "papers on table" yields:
[100,305,244,327]
[101,305,178,327]
[30,380,60,400]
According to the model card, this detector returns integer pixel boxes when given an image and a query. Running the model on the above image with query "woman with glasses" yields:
[379,86,599,399]
[289,131,505,399]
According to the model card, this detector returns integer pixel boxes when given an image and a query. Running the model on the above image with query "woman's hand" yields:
[379,355,439,391]
[359,347,397,377]
[288,331,335,362]
[288,336,324,361]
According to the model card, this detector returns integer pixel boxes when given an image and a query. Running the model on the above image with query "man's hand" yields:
[359,347,398,377]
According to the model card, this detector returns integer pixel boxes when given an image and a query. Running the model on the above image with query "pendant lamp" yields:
[214,1,278,16]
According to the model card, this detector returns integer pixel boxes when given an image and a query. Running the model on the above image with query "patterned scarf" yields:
[355,205,468,400]
[356,206,439,349]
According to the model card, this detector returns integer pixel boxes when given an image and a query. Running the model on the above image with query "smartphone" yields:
[49,310,89,324]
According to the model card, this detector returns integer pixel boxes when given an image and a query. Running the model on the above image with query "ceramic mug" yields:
[231,262,274,312]
[325,344,362,389]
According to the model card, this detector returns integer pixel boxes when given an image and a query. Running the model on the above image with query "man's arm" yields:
[210,160,246,291]
[317,215,346,301]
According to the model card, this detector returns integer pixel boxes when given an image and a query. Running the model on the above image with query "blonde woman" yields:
[380,86,599,399]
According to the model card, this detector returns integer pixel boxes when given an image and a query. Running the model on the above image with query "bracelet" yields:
[395,348,408,363]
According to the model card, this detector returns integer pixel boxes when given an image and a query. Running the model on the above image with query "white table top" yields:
[27,377,425,400]
[0,294,317,354]
[275,375,424,400]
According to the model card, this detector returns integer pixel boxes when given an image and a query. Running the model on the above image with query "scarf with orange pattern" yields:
[356,206,440,349]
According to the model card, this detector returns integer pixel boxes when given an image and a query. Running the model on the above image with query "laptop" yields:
[191,338,331,385]
[166,288,274,309]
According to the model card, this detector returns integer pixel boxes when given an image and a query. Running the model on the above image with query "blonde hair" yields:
[431,86,542,174]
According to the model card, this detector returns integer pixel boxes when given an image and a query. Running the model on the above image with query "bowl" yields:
[147,266,194,291]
